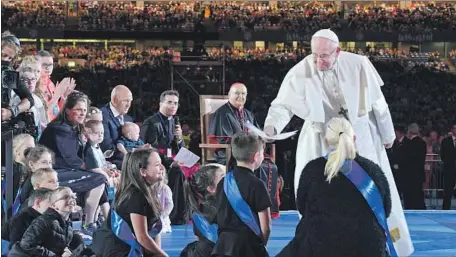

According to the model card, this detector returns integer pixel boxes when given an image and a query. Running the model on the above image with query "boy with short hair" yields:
[31,168,59,190]
[212,132,272,257]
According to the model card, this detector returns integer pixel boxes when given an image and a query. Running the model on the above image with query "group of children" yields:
[83,107,174,233]
[180,132,272,257]
[4,110,271,257]
[88,132,271,257]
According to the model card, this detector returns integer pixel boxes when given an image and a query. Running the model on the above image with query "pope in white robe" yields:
[263,29,414,256]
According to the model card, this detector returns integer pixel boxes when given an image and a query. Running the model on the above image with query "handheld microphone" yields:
[174,116,182,141]
[174,116,180,128]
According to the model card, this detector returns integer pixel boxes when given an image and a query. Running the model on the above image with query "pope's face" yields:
[311,38,339,71]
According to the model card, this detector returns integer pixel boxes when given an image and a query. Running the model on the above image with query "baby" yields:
[117,122,145,154]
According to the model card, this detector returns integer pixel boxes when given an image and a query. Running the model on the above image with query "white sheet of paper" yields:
[246,122,298,140]
[174,147,200,167]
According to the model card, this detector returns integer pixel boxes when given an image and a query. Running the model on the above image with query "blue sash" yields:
[324,156,397,257]
[223,171,269,255]
[1,239,10,256]
[12,187,22,215]
[192,213,218,243]
[111,210,163,257]
[1,180,6,214]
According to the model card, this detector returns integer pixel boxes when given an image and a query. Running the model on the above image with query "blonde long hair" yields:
[16,55,49,117]
[324,118,356,183]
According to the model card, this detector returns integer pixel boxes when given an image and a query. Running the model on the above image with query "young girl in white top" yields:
[156,174,173,233]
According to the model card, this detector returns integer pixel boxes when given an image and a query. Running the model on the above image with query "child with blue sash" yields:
[212,133,272,257]
[91,148,169,257]
[180,164,226,257]
[276,118,393,257]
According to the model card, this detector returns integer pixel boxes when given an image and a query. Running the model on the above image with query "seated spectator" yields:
[39,91,108,236]
[91,149,169,257]
[117,122,145,154]
[83,119,120,194]
[86,106,103,122]
[180,164,225,257]
[6,188,53,250]
[31,168,59,191]
[8,187,82,257]
[100,85,134,168]
[11,134,35,200]
[18,146,55,208]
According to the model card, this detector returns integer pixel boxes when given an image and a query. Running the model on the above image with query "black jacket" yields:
[8,208,74,257]
[7,207,41,249]
[277,155,391,257]
[140,112,184,154]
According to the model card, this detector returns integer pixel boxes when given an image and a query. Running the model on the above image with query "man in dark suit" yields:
[440,123,456,210]
[140,90,186,225]
[388,126,410,198]
[100,85,134,168]
[140,90,184,155]
[403,123,427,209]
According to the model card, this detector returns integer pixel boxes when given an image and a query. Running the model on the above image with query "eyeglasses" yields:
[20,77,38,84]
[53,194,77,203]
[312,48,337,60]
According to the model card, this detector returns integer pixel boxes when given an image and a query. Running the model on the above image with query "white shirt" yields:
[110,102,123,125]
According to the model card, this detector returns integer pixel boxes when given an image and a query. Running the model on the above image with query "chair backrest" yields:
[199,95,229,162]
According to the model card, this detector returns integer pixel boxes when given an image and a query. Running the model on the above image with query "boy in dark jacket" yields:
[8,186,82,257]
[7,188,53,249]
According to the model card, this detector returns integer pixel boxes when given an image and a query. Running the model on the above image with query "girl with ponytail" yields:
[180,164,226,257]
[277,117,392,257]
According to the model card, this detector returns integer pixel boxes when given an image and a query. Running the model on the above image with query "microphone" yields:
[174,116,182,141]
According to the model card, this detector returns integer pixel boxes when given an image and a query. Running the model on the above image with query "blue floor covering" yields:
[162,210,456,257]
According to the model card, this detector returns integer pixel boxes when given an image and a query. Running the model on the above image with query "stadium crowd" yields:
[2,1,456,32]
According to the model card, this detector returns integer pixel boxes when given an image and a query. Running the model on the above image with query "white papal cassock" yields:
[265,51,414,256]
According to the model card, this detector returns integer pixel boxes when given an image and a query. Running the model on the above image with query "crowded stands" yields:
[2,1,456,257]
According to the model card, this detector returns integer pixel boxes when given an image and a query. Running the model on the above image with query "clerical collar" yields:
[159,111,172,120]
[228,101,243,111]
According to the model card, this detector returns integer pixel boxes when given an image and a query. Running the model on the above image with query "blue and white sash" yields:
[223,171,269,255]
[12,187,22,215]
[192,213,218,243]
[324,156,397,257]
[111,210,162,257]
[1,180,6,214]
[1,181,22,215]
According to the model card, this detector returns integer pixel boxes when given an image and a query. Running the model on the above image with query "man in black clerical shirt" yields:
[208,83,281,218]
[140,90,186,224]
[140,90,184,155]
[208,83,259,165]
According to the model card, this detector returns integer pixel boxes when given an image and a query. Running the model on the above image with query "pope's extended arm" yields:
[264,72,306,135]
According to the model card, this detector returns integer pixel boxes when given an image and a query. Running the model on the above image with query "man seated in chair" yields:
[208,82,281,218]
[140,89,187,225]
